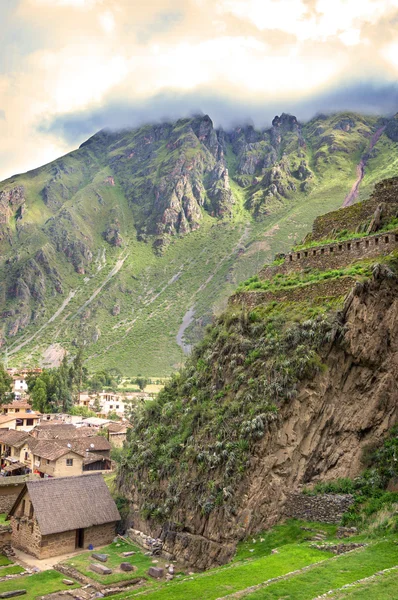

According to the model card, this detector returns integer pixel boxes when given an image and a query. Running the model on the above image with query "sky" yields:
[1,0,398,180]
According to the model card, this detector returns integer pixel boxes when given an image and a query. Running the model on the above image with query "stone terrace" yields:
[259,230,398,280]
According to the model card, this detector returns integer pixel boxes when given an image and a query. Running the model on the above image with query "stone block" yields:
[62,580,75,586]
[120,562,134,572]
[0,592,27,599]
[147,566,164,579]
[90,563,113,575]
[122,551,135,557]
[91,553,108,562]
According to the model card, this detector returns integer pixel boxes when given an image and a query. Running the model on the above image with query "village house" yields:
[0,412,40,432]
[8,474,120,558]
[2,400,32,415]
[31,441,85,478]
[105,422,129,448]
[0,430,32,476]
[77,392,92,408]
[12,377,28,400]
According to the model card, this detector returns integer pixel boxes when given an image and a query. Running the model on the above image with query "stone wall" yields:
[39,529,77,559]
[230,277,355,309]
[10,514,42,557]
[84,522,116,549]
[0,483,24,514]
[283,493,354,524]
[0,525,11,551]
[259,230,398,280]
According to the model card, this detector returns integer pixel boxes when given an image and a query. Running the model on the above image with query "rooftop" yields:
[10,473,120,535]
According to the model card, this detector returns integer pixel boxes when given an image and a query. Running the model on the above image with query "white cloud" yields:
[99,10,116,33]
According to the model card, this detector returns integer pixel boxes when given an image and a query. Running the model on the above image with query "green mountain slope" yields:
[1,111,397,374]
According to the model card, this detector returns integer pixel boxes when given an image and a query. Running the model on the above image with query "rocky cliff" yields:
[119,200,398,568]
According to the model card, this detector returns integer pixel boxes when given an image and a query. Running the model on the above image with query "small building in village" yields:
[105,422,129,448]
[2,401,32,415]
[8,474,120,558]
[31,441,85,478]
[0,430,32,476]
[0,412,40,432]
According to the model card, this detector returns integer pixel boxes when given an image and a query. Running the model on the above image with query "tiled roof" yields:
[10,473,120,535]
[68,436,111,454]
[32,440,84,461]
[0,429,31,447]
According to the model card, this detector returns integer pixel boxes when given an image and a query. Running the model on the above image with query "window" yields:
[26,419,34,426]
[47,459,50,465]
[15,408,20,413]
[110,405,113,409]
[24,452,29,461]
[21,499,25,516]
[66,458,73,467]
[116,405,119,409]
[29,503,34,519]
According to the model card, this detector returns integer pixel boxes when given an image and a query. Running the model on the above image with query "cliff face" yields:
[120,266,398,570]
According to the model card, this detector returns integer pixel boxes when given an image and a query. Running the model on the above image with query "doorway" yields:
[75,528,85,549]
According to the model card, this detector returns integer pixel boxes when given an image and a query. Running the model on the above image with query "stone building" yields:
[8,473,120,558]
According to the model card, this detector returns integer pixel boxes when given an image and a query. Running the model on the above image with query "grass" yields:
[245,539,398,599]
[332,567,398,598]
[113,544,332,600]
[0,513,8,524]
[234,520,338,561]
[0,564,25,576]
[0,554,12,566]
[0,570,79,599]
[64,538,155,585]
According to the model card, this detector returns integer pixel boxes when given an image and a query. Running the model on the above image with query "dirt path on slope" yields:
[343,126,386,207]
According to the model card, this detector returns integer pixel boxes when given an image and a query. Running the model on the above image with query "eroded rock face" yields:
[123,272,398,570]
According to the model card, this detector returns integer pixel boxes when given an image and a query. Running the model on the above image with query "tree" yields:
[135,376,149,392]
[108,410,119,421]
[31,380,48,413]
[93,396,101,413]
[0,363,12,405]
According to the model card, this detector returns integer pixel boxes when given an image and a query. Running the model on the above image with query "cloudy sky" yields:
[1,0,398,180]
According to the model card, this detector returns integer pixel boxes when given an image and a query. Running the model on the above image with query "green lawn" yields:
[0,513,8,524]
[65,538,155,585]
[234,520,338,561]
[0,554,12,566]
[332,567,398,599]
[0,570,79,599]
[0,564,25,576]
[113,544,331,600]
[245,539,398,599]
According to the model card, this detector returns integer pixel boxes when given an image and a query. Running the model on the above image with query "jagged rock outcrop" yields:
[120,268,398,570]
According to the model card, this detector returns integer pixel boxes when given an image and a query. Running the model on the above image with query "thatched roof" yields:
[10,473,120,535]
[0,429,31,448]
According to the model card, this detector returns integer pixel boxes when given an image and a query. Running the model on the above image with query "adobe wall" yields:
[283,493,354,524]
[10,515,42,557]
[259,230,398,280]
[230,277,355,309]
[310,177,398,242]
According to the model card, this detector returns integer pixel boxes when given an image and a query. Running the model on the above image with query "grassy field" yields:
[332,567,398,598]
[113,544,332,600]
[0,513,8,525]
[0,570,79,599]
[64,538,155,585]
[244,539,398,599]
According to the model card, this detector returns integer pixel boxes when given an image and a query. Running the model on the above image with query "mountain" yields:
[1,111,398,374]
[118,177,398,569]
